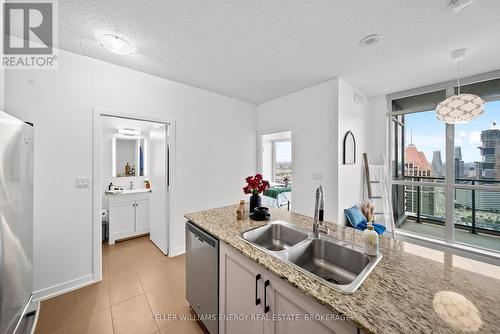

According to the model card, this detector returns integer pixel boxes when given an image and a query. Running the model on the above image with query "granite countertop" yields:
[185,204,500,334]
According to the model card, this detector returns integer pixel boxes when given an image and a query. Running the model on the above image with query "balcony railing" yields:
[396,175,500,237]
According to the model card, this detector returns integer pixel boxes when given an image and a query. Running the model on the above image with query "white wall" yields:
[261,138,273,181]
[5,49,257,299]
[0,1,3,111]
[337,79,369,224]
[0,67,3,110]
[257,78,371,224]
[257,79,339,221]
[368,95,390,161]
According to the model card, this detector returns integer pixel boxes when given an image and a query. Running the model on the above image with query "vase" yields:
[249,194,261,214]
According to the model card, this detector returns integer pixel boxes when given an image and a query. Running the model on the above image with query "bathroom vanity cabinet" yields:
[108,191,150,244]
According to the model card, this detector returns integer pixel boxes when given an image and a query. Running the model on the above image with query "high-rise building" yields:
[404,144,438,217]
[456,122,500,214]
[405,144,432,177]
[455,188,500,213]
[454,146,462,160]
[454,146,465,179]
[476,124,500,179]
[464,162,476,178]
[432,151,443,178]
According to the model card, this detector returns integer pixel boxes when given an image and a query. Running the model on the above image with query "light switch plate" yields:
[76,177,90,188]
[313,172,323,180]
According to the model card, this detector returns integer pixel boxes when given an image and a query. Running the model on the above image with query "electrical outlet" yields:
[76,177,90,188]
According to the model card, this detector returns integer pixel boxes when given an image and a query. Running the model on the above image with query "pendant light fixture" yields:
[435,49,485,124]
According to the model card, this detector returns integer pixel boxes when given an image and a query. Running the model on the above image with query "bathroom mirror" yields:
[112,137,147,177]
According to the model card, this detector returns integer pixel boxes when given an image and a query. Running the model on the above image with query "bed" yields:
[263,185,291,210]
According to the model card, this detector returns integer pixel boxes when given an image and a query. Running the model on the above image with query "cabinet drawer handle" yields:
[255,274,261,305]
[264,279,270,313]
[194,235,205,244]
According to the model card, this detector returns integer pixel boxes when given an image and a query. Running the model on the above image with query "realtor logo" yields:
[2,1,58,68]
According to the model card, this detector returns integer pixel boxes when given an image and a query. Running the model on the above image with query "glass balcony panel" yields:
[454,188,500,252]
[395,184,445,240]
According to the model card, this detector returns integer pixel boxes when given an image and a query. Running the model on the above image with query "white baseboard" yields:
[32,274,95,302]
[169,245,185,257]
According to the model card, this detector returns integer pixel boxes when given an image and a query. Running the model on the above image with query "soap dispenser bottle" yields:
[363,223,379,256]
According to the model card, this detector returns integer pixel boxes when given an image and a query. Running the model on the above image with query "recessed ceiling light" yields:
[98,33,134,55]
[359,34,382,47]
[448,0,474,13]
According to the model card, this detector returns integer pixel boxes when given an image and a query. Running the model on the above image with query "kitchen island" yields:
[185,204,500,334]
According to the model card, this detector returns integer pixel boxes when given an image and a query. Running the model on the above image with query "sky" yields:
[405,100,500,164]
[275,141,292,163]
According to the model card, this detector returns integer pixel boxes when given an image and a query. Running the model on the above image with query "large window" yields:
[391,78,500,252]
[273,140,292,184]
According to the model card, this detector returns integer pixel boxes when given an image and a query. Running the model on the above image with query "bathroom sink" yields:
[240,222,382,294]
[105,189,151,195]
[241,222,308,251]
[121,189,151,194]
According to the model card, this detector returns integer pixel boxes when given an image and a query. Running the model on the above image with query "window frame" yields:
[387,71,500,255]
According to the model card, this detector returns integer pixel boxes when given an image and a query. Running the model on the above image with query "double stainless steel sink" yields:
[240,221,382,294]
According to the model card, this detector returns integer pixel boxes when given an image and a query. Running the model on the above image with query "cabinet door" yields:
[268,288,336,334]
[265,276,357,334]
[135,199,150,233]
[220,243,264,334]
[108,201,135,244]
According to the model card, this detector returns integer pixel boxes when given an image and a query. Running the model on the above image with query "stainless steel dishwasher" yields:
[185,221,219,334]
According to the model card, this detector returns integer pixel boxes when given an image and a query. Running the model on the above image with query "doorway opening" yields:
[93,108,174,282]
[260,131,292,210]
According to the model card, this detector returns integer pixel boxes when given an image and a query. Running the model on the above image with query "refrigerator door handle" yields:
[12,298,40,334]
[29,300,41,334]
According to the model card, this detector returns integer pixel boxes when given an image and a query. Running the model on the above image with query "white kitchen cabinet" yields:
[221,251,263,334]
[108,192,150,244]
[220,242,359,334]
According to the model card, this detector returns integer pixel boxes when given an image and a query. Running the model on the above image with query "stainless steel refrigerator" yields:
[0,110,38,334]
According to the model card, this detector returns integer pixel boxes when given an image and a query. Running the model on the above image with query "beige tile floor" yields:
[35,236,205,334]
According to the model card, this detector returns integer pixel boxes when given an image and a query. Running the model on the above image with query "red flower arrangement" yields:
[243,174,270,195]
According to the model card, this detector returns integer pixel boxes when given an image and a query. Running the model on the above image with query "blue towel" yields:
[355,222,386,235]
[344,206,367,228]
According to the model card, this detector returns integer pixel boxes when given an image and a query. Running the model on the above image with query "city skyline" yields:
[403,129,500,232]
[405,100,500,163]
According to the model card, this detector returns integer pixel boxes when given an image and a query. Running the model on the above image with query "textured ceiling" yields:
[58,0,500,103]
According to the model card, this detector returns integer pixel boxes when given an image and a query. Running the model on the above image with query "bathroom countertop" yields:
[105,188,151,195]
[185,204,500,334]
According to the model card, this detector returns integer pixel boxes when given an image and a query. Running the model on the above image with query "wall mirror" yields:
[112,137,147,177]
[343,131,356,165]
